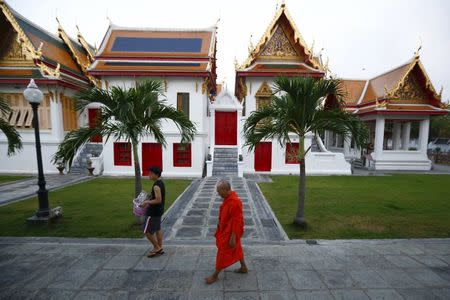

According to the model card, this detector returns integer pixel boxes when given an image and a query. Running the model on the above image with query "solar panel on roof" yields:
[111,37,203,53]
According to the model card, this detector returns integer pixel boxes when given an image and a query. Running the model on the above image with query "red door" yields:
[255,142,272,171]
[215,111,237,145]
[142,143,163,176]
[88,108,102,143]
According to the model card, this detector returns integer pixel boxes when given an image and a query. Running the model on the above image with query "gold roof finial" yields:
[281,0,286,8]
[248,35,254,55]
[414,37,422,58]
[55,16,61,27]
[310,38,315,57]
[438,86,443,99]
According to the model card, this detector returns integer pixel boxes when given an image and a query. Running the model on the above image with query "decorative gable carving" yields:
[255,81,273,97]
[261,26,297,58]
[390,70,429,103]
[0,34,34,66]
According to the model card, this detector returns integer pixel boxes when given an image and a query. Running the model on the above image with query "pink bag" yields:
[132,192,148,216]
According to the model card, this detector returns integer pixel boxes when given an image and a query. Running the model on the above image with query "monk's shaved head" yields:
[217,179,231,191]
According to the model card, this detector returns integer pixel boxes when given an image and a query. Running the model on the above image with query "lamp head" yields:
[23,79,43,104]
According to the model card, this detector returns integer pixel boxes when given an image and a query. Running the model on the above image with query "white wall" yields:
[240,78,351,175]
[0,86,78,174]
[102,133,208,178]
[101,76,211,177]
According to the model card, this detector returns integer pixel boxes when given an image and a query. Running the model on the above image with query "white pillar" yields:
[392,122,402,150]
[50,90,64,141]
[237,107,243,156]
[374,116,385,159]
[209,109,215,155]
[343,135,351,157]
[324,130,330,148]
[401,122,411,150]
[418,118,430,153]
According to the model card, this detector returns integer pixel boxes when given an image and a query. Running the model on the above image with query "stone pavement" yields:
[0,237,449,299]
[162,177,287,243]
[0,173,92,206]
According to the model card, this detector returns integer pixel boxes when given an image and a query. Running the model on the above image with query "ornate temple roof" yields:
[338,56,447,116]
[89,24,217,76]
[0,0,92,89]
[234,3,324,101]
[235,3,324,77]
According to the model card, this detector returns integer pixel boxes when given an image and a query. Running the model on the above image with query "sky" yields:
[7,0,450,102]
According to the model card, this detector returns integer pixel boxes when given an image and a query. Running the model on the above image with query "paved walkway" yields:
[0,173,92,206]
[162,177,286,243]
[0,237,449,299]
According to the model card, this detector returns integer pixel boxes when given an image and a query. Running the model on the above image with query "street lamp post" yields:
[23,79,58,223]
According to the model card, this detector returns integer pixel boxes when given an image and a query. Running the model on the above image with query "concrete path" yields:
[0,173,92,206]
[162,177,286,243]
[0,237,449,299]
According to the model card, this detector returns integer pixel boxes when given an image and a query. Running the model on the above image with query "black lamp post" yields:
[24,79,52,223]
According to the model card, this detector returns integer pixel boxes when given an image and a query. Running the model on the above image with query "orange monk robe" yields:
[214,191,244,270]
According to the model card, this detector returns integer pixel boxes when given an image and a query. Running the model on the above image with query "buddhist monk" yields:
[205,179,248,284]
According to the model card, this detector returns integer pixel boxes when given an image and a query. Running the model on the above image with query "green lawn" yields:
[259,175,450,239]
[0,178,191,238]
[0,175,31,184]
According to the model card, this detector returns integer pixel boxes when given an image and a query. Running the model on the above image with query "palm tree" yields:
[243,76,368,227]
[53,80,196,197]
[0,96,22,155]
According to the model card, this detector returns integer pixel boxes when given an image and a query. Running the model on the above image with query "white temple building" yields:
[1,1,448,177]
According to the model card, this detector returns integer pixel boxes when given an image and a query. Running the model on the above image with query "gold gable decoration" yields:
[0,1,63,78]
[255,81,273,97]
[260,25,297,58]
[237,3,322,71]
[0,34,34,66]
[389,71,429,102]
[255,81,273,110]
[387,56,441,102]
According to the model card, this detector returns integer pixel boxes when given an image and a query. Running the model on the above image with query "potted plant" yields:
[86,157,95,176]
[56,161,65,175]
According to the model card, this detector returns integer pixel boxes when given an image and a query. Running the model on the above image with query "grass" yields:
[259,174,450,239]
[0,178,191,238]
[0,175,31,184]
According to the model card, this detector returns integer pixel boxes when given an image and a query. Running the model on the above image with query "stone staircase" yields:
[70,143,103,174]
[212,147,238,176]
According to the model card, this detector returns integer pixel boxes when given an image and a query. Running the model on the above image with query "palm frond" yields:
[0,118,22,156]
[52,126,103,166]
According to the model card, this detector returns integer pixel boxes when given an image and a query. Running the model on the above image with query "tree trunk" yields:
[294,135,307,228]
[132,141,142,198]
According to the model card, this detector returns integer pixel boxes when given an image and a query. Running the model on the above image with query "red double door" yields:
[142,143,162,176]
[215,111,237,145]
[254,142,272,171]
[88,108,102,143]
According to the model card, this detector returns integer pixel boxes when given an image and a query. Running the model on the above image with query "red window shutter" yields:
[114,142,132,166]
[173,143,192,167]
[285,143,300,164]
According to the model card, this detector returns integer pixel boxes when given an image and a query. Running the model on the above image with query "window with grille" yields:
[173,143,192,167]
[177,93,189,118]
[114,142,132,166]
[285,143,300,164]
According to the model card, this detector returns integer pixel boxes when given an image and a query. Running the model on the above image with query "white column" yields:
[237,107,243,156]
[374,116,385,158]
[209,109,215,155]
[401,122,411,150]
[50,90,65,141]
[392,122,402,150]
[343,135,351,157]
[418,118,430,153]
